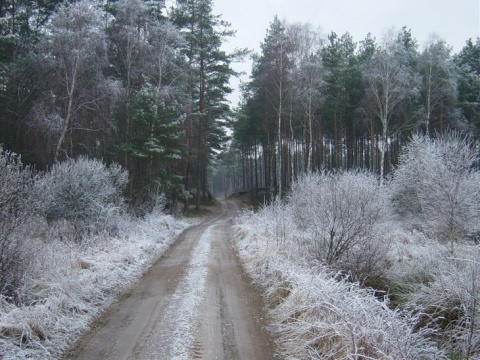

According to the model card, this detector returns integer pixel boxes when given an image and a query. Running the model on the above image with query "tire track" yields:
[65,199,275,360]
[134,226,213,359]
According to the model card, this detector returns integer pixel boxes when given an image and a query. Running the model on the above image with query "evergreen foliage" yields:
[0,0,241,210]
[224,21,479,198]
[0,1,479,357]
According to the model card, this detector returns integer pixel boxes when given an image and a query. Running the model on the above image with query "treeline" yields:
[0,0,240,211]
[218,17,480,199]
[234,132,480,358]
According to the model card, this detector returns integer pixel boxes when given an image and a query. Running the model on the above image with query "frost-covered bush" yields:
[256,198,297,246]
[383,229,480,358]
[270,260,442,359]
[385,230,447,294]
[386,235,480,358]
[0,147,35,300]
[392,132,480,247]
[234,211,444,359]
[34,157,128,239]
[0,204,191,359]
[233,162,480,358]
[406,253,480,359]
[289,170,392,283]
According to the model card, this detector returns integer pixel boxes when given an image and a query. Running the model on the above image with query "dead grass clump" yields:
[267,284,291,309]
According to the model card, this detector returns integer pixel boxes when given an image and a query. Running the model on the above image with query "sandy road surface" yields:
[65,199,275,360]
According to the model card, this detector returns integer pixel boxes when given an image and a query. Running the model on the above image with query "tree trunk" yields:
[379,116,387,186]
[277,92,282,199]
[54,68,77,162]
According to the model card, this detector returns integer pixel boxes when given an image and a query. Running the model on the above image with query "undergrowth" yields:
[232,169,480,359]
[0,211,192,359]
[234,209,445,359]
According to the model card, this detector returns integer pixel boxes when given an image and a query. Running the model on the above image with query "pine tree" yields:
[455,38,480,138]
[321,32,360,169]
[108,0,187,204]
[248,16,295,199]
[0,0,64,161]
[171,0,237,210]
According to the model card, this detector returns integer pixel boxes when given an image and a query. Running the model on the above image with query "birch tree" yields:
[35,0,115,163]
[392,132,480,250]
[289,23,324,172]
[364,29,417,184]
[419,35,457,135]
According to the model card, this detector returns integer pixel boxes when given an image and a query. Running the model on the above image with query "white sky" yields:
[211,0,480,106]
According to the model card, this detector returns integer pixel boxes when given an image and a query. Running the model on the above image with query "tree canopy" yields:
[221,20,480,198]
[0,0,240,212]
[1,1,479,207]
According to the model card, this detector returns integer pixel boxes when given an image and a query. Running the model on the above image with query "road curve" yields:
[64,199,275,360]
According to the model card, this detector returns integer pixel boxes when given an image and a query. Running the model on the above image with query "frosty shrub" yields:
[289,170,392,283]
[234,211,444,359]
[34,157,128,239]
[384,230,480,358]
[257,198,296,246]
[385,230,447,295]
[0,148,35,300]
[132,182,169,217]
[392,132,480,248]
[0,203,190,359]
[404,249,480,358]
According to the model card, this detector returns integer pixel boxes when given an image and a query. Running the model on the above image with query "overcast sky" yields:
[209,0,480,106]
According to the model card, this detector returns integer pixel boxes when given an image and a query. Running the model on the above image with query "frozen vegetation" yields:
[0,153,192,359]
[233,132,480,359]
[2,131,480,359]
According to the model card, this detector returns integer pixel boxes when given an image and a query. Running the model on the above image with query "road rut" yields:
[65,199,275,360]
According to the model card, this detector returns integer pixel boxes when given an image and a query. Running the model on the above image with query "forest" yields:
[222,18,480,358]
[1,0,480,358]
[1,0,479,203]
[216,19,480,198]
[0,0,244,212]
[234,133,480,358]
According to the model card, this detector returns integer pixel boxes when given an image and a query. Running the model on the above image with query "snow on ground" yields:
[136,226,213,359]
[0,210,195,360]
[169,226,211,359]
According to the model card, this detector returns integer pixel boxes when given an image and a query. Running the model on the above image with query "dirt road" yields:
[65,199,275,360]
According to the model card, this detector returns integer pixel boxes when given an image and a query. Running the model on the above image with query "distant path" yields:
[65,199,275,360]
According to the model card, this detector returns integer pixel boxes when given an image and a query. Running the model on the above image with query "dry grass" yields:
[0,212,192,359]
[233,203,445,359]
